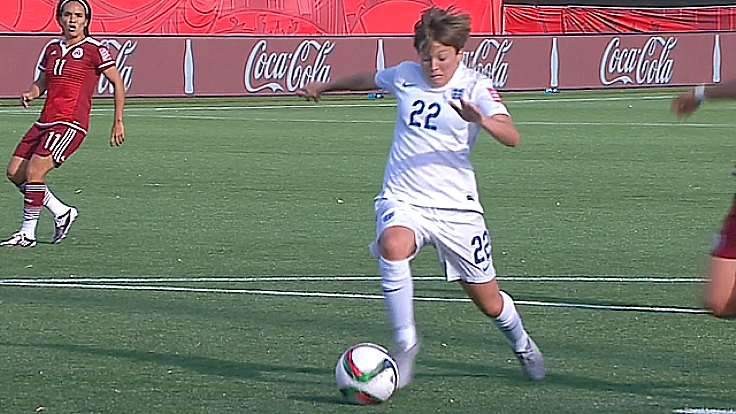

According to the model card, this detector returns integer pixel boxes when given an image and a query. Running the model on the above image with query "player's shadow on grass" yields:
[292,395,349,405]
[417,289,705,312]
[12,342,368,406]
[2,341,328,384]
[420,356,736,406]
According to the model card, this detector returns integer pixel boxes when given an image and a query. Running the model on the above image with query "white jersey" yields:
[374,61,510,214]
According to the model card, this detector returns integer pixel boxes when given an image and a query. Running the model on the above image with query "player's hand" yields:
[296,82,326,102]
[449,97,483,124]
[110,120,124,146]
[672,91,700,118]
[21,92,34,108]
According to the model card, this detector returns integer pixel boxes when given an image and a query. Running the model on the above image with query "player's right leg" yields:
[372,199,423,388]
[9,156,71,220]
[2,152,37,247]
[7,154,55,245]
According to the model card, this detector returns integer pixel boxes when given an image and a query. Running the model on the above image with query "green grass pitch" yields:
[0,89,735,413]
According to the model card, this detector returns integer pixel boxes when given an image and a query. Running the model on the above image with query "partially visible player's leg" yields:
[705,257,736,318]
[707,195,736,318]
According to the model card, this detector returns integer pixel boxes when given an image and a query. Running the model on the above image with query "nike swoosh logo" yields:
[402,82,416,87]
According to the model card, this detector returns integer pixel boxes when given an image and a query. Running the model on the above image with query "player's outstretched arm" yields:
[450,98,519,147]
[21,73,47,108]
[102,66,125,146]
[673,77,736,118]
[297,72,377,102]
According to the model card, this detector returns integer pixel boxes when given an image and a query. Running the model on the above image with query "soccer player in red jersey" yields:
[1,0,125,247]
[673,80,736,318]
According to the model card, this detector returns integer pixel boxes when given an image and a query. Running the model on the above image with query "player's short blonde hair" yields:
[413,7,471,55]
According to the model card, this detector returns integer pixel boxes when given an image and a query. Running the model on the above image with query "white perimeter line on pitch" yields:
[0,281,710,314]
[0,276,705,283]
[0,94,679,115]
[674,409,736,414]
[118,114,736,129]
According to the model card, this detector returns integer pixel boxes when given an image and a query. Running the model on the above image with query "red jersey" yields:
[36,37,116,132]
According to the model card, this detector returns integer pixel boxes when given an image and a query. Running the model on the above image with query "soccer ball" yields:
[335,343,398,405]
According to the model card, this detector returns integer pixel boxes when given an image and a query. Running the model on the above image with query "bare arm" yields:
[479,114,520,147]
[21,72,47,108]
[102,65,125,146]
[296,72,378,102]
[450,98,520,147]
[701,77,736,100]
[672,77,736,118]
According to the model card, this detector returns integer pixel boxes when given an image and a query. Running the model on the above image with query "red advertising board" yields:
[0,32,732,98]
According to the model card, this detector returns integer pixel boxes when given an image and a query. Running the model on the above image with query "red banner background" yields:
[504,5,736,33]
[3,0,495,35]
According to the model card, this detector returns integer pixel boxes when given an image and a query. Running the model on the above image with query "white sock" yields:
[379,257,417,349]
[43,187,69,217]
[20,217,38,238]
[493,290,530,352]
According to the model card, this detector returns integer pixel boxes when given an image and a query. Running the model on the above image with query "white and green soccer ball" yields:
[335,343,398,405]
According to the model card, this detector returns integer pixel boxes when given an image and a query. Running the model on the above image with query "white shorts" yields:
[370,198,497,283]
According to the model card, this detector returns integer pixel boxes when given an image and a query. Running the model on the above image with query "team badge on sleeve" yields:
[487,88,502,103]
[99,47,113,61]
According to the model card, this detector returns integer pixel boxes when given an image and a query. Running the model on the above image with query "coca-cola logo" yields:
[244,39,333,93]
[98,39,137,93]
[600,37,676,86]
[462,39,511,89]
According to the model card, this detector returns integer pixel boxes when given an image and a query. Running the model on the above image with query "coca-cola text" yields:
[599,37,676,86]
[244,39,333,93]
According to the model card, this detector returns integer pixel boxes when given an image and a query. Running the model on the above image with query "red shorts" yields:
[14,122,86,167]
[711,194,736,259]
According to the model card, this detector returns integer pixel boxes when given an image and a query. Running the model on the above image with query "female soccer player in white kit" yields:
[297,6,545,388]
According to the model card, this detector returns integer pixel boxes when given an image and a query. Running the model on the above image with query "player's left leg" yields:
[460,280,545,381]
[704,256,736,318]
[433,210,544,380]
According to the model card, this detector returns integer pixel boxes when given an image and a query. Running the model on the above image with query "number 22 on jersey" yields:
[408,99,440,130]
